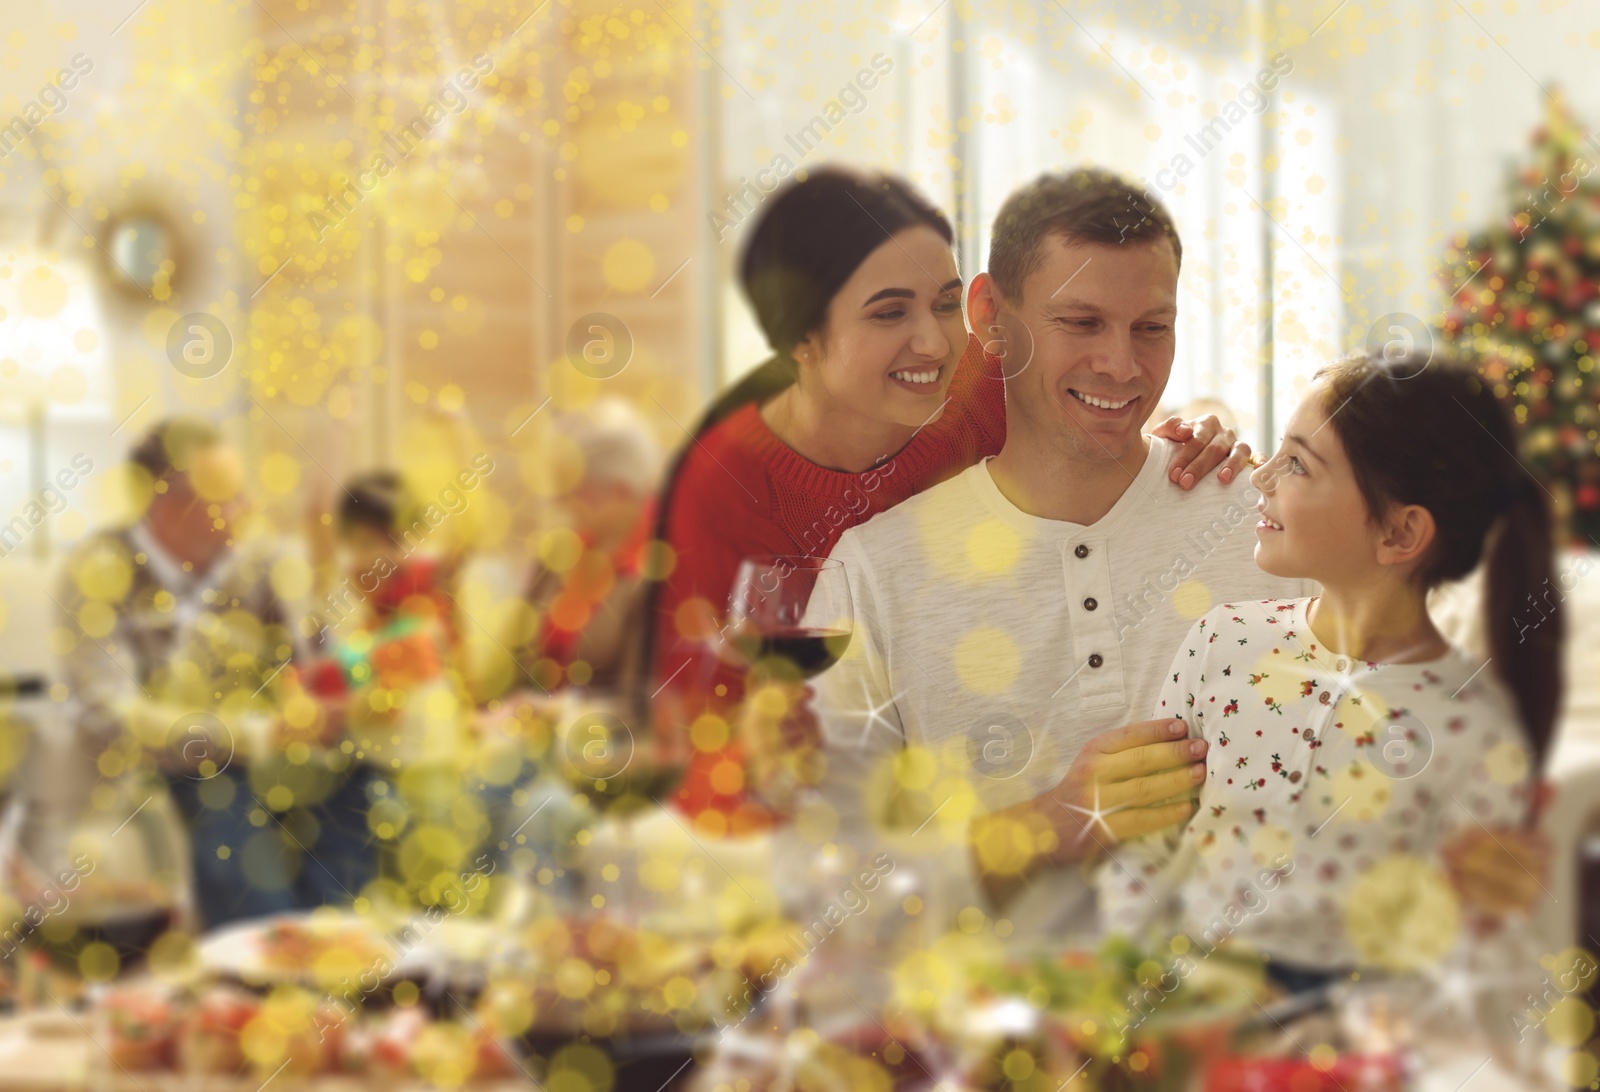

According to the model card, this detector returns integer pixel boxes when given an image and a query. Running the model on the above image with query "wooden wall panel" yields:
[244,0,705,551]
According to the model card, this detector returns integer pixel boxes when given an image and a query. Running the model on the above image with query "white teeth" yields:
[1069,389,1132,410]
[890,369,939,384]
[1261,517,1283,530]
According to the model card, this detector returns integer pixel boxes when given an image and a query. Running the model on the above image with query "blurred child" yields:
[315,471,462,685]
[301,471,481,910]
[1098,350,1561,992]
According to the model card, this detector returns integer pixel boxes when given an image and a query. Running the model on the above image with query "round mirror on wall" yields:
[104,212,179,299]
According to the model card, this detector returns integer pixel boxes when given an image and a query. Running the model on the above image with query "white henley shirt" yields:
[801,437,1313,957]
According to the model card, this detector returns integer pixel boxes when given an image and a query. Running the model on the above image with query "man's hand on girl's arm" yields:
[974,717,1206,905]
[1150,414,1253,489]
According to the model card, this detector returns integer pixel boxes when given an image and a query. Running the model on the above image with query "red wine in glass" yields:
[727,556,853,680]
[728,627,851,677]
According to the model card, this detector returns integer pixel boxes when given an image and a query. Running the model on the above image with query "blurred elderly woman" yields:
[517,397,662,693]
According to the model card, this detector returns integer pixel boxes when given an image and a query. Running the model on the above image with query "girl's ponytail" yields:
[1483,473,1562,769]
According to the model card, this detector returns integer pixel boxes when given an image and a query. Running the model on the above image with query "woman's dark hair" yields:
[618,169,958,714]
[1315,350,1562,768]
[739,166,954,356]
[338,470,406,535]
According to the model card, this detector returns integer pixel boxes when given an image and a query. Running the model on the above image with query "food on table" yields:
[734,918,804,982]
[199,910,407,990]
[257,916,390,977]
[91,981,524,1083]
[803,1022,938,1092]
[968,937,1275,1090]
[471,1024,520,1081]
[364,1004,427,1075]
[411,1021,493,1086]
[100,985,180,1071]
[336,1003,522,1082]
[701,1020,940,1092]
[238,986,336,1078]
[176,985,258,1075]
[524,915,724,1036]
[475,979,536,1042]
[1203,1054,1407,1091]
[793,1040,902,1092]
[974,937,1268,1037]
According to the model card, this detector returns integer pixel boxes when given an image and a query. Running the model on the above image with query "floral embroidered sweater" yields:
[1098,597,1532,971]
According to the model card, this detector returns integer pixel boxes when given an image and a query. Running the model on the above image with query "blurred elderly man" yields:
[55,418,345,927]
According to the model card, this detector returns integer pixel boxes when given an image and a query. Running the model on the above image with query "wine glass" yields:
[724,556,853,815]
[726,556,854,683]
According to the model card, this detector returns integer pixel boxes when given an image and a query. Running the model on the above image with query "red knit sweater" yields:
[652,334,1006,831]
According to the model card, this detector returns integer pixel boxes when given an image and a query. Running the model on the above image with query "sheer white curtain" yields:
[710,5,959,387]
[966,24,1340,452]
[703,6,1335,451]
[0,244,114,560]
[702,0,1600,448]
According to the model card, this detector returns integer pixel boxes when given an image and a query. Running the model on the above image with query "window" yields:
[968,29,1329,450]
[0,245,114,561]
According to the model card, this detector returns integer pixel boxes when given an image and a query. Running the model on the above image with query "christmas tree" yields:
[1440,92,1600,546]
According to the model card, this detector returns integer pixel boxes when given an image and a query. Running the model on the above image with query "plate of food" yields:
[196,910,398,989]
[388,914,527,993]
[965,937,1274,1092]
[517,914,747,1041]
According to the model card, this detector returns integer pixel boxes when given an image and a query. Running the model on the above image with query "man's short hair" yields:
[987,167,1182,303]
[128,417,222,483]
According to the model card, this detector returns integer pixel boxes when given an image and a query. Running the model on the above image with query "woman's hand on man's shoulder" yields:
[1151,414,1254,490]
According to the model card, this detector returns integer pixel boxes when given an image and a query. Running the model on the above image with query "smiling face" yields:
[793,225,966,429]
[985,234,1179,464]
[1248,387,1387,585]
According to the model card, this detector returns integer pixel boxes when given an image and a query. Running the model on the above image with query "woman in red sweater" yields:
[649,168,1250,833]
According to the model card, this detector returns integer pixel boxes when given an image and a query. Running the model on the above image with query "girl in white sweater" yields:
[1099,350,1561,989]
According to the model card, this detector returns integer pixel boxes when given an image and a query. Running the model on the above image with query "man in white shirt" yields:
[800,169,1306,958]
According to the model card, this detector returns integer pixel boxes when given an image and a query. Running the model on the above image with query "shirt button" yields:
[1088,653,1104,668]
[1083,597,1098,611]
[1302,729,1316,744]
[1335,657,1349,672]
[1074,544,1090,558]
[1289,770,1303,783]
